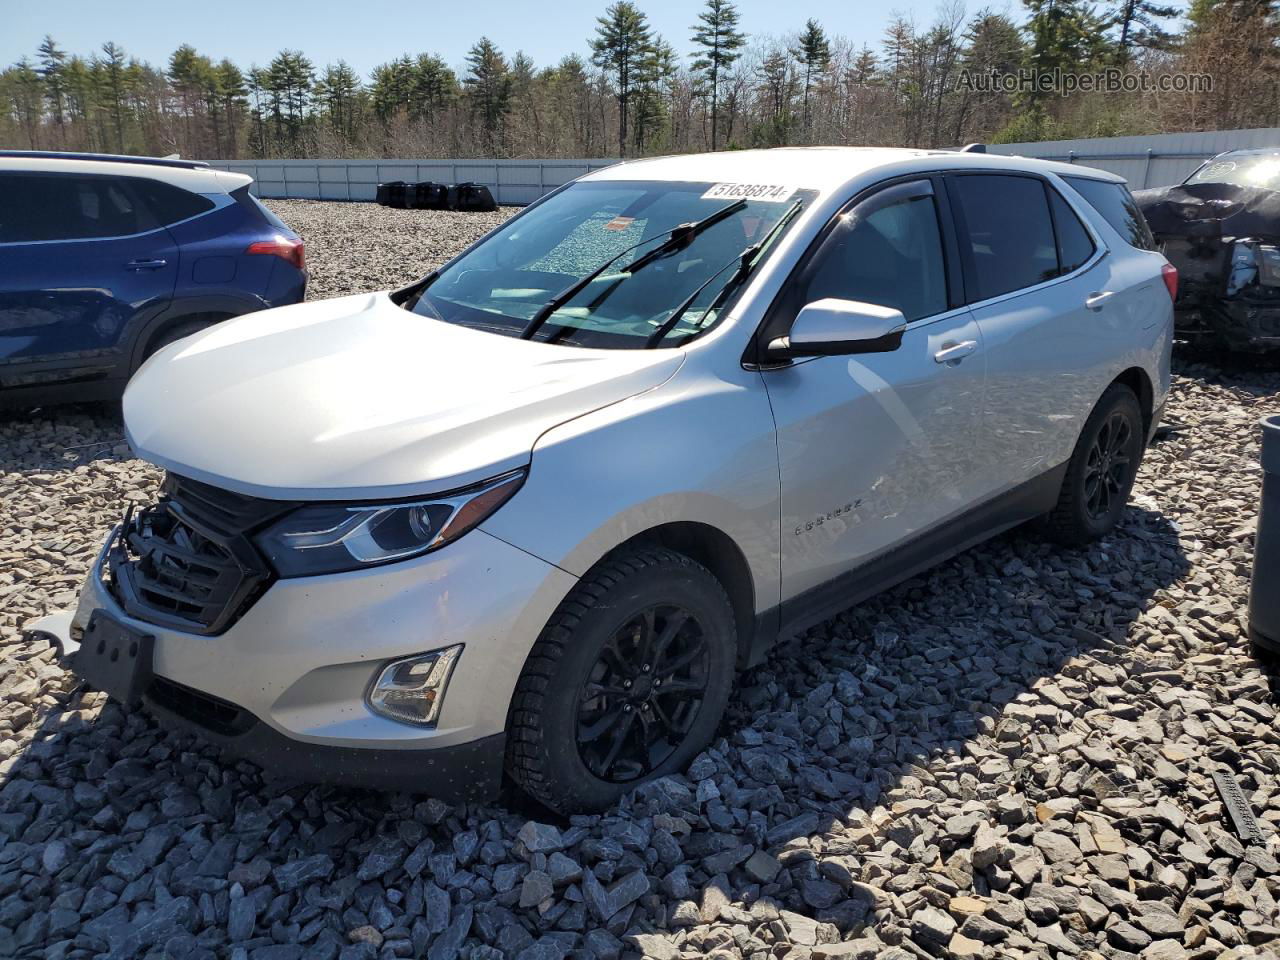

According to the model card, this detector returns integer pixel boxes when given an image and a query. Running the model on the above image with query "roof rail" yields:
[0,150,209,170]
[959,143,987,154]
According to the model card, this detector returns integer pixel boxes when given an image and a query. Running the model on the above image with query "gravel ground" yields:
[1,200,1278,960]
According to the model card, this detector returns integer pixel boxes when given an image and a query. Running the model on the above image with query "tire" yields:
[505,547,736,813]
[1043,383,1145,546]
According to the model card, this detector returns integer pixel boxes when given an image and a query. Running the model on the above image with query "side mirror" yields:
[767,298,907,359]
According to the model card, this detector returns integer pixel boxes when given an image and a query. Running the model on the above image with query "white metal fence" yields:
[989,127,1280,188]
[206,158,618,205]
[209,128,1280,203]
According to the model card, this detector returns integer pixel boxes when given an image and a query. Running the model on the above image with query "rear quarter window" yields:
[1063,176,1156,250]
[232,185,290,233]
[132,178,216,225]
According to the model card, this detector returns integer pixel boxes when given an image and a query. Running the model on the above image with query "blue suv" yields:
[0,151,307,404]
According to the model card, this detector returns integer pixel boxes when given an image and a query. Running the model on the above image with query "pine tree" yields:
[37,36,68,145]
[1111,0,1180,57]
[591,1,653,156]
[792,19,830,137]
[690,0,747,150]
[315,61,361,143]
[1021,0,1113,110]
[6,58,44,148]
[412,54,456,123]
[96,42,132,152]
[214,59,247,157]
[465,38,512,156]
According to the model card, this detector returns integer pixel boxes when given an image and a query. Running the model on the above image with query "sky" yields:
[1,0,1018,78]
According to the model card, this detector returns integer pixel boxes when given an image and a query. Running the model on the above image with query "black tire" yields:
[1043,383,1145,546]
[505,547,736,813]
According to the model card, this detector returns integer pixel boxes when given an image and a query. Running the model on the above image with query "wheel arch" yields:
[127,293,264,373]
[1111,365,1154,436]
[597,521,763,670]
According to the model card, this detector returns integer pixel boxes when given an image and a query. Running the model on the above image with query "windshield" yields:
[405,180,811,349]
[1187,151,1280,191]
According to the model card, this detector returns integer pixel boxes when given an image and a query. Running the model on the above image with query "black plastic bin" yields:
[1249,414,1280,656]
[455,182,497,212]
[413,182,448,209]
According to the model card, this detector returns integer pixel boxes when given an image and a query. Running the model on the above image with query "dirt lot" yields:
[0,200,1278,960]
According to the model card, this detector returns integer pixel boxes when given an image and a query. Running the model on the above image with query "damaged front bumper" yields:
[1136,181,1280,352]
[1159,235,1280,351]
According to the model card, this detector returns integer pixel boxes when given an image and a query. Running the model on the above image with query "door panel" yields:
[947,173,1137,494]
[766,310,986,601]
[758,176,987,604]
[0,171,179,382]
[968,262,1121,488]
[0,232,179,377]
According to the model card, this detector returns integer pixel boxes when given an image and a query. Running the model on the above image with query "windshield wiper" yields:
[520,198,748,340]
[646,199,804,348]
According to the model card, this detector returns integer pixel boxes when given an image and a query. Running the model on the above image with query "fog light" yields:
[366,645,462,726]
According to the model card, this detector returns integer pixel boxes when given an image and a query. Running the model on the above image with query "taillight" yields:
[247,237,305,271]
[1161,262,1178,302]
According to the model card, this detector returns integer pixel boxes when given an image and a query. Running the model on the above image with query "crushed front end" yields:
[1135,181,1280,352]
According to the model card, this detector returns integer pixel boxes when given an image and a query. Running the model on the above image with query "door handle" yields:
[126,258,168,270]
[1085,291,1115,311]
[933,339,978,364]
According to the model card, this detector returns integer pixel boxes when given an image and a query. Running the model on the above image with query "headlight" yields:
[256,469,525,577]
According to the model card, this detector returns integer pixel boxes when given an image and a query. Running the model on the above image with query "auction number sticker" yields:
[701,182,796,203]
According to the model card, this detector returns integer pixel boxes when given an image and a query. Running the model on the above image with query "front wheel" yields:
[1043,383,1145,546]
[505,547,736,813]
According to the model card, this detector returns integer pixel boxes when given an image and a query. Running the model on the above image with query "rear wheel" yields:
[505,547,736,813]
[1043,383,1145,545]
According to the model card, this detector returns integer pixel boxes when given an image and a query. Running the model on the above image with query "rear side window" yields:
[132,179,215,225]
[232,185,290,233]
[798,182,948,322]
[950,174,1058,300]
[1063,176,1156,250]
[1048,188,1096,274]
[0,173,157,242]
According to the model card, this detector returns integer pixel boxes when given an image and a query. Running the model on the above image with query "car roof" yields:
[0,151,251,194]
[581,146,1125,195]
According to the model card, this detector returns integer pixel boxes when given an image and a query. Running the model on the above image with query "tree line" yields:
[2,0,1277,161]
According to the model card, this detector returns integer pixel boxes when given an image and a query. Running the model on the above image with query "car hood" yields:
[124,292,683,499]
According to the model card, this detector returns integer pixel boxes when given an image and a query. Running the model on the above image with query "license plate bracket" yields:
[74,611,154,706]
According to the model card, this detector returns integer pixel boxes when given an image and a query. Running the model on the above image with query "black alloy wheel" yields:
[1043,382,1145,545]
[1083,410,1134,521]
[505,547,736,813]
[576,603,710,783]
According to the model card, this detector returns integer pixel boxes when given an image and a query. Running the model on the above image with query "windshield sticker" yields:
[602,215,636,231]
[701,182,796,203]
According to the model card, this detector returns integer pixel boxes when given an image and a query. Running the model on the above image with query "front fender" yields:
[480,359,782,616]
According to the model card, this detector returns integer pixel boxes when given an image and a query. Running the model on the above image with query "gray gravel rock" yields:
[3,204,1280,960]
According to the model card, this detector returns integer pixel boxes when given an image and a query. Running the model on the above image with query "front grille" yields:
[148,676,255,736]
[106,473,296,635]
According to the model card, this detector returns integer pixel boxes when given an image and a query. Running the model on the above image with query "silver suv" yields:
[47,148,1173,813]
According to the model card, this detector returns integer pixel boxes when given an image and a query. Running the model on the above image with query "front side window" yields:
[796,181,948,323]
[951,174,1058,301]
[406,180,811,349]
[0,172,156,243]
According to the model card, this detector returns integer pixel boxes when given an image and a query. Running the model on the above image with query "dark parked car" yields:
[1134,148,1280,352]
[0,151,306,403]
